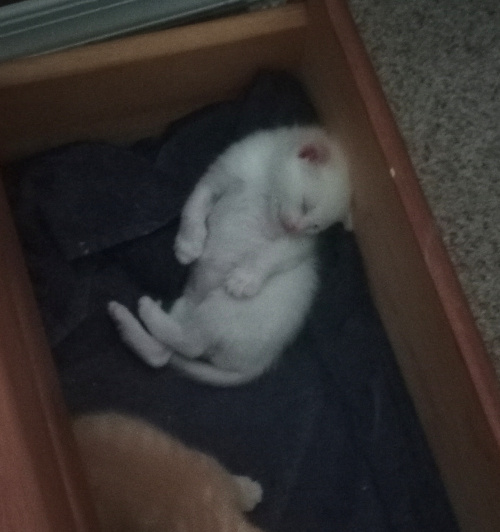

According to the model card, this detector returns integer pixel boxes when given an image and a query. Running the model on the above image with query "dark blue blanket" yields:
[6,72,458,532]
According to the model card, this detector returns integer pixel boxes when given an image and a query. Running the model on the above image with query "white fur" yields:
[109,126,350,386]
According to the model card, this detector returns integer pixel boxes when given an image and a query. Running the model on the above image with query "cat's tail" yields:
[169,354,262,387]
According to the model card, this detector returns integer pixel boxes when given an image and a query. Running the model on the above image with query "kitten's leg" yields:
[174,184,211,264]
[137,296,206,359]
[108,301,172,367]
[169,294,190,318]
[232,476,263,512]
[175,165,232,264]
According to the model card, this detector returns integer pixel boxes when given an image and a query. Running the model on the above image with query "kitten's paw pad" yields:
[174,232,205,265]
[233,476,263,511]
[226,269,262,298]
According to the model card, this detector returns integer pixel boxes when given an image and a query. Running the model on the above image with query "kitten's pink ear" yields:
[298,142,330,165]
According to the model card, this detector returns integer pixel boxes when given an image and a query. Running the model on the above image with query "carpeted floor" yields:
[347,0,500,378]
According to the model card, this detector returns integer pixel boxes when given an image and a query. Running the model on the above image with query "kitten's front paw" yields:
[174,228,206,265]
[226,268,263,298]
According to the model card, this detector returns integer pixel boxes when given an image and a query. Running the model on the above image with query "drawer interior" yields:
[1,1,499,530]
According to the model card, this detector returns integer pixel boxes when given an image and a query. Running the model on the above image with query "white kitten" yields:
[109,126,350,386]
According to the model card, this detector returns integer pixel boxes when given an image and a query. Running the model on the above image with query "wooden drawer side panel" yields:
[0,181,97,531]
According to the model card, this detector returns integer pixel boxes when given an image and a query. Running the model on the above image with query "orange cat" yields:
[73,412,264,532]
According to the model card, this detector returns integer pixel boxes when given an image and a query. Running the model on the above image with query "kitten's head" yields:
[270,127,350,236]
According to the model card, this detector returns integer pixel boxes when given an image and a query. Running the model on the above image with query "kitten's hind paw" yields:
[137,295,162,322]
[108,301,172,368]
[108,301,133,328]
[108,301,142,344]
[226,268,263,298]
[233,476,263,512]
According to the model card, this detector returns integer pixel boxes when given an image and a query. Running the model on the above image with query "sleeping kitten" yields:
[73,413,264,532]
[108,126,350,385]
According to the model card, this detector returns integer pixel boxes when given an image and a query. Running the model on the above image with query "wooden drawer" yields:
[1,1,499,530]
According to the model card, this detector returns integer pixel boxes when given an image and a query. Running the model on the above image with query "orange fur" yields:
[73,413,264,532]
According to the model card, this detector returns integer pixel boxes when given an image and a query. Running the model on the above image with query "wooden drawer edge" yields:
[0,3,308,85]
